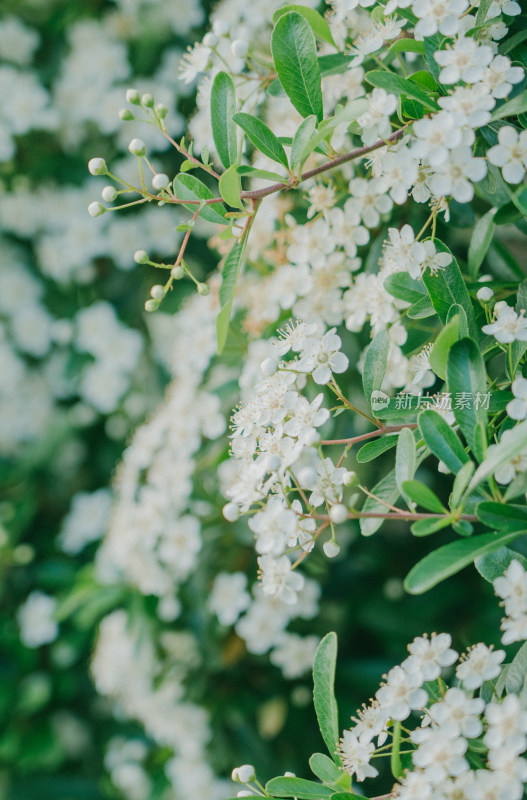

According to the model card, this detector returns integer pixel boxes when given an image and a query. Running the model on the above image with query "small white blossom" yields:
[456,642,505,689]
[507,376,527,421]
[337,730,378,782]
[482,301,527,344]
[488,126,527,185]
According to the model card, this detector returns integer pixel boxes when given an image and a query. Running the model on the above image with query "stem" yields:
[320,424,418,447]
[312,510,478,522]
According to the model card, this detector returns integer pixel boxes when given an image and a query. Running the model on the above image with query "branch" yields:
[321,424,418,447]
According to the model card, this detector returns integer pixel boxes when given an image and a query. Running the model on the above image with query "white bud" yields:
[155,103,168,118]
[264,454,281,472]
[261,357,278,377]
[223,503,240,522]
[284,773,296,778]
[203,32,219,47]
[323,540,341,558]
[128,138,146,156]
[237,793,253,798]
[329,504,348,524]
[88,201,106,218]
[126,88,141,104]
[152,173,170,190]
[197,282,210,296]
[297,467,317,488]
[119,108,135,121]
[134,249,149,264]
[477,286,493,303]
[232,765,255,784]
[213,19,230,36]
[150,284,165,300]
[144,299,159,312]
[101,185,117,202]
[88,157,107,176]
[342,470,356,486]
[231,39,249,58]
[142,93,154,107]
[171,266,185,279]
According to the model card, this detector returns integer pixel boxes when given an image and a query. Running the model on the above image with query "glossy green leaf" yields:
[401,480,446,513]
[429,316,460,380]
[447,338,488,462]
[469,419,527,492]
[266,776,333,799]
[418,409,470,474]
[383,272,426,304]
[309,753,342,785]
[362,329,390,412]
[476,502,527,531]
[272,5,336,46]
[449,460,475,509]
[291,115,317,171]
[271,11,323,121]
[360,468,399,536]
[237,165,287,182]
[173,173,227,224]
[468,208,496,279]
[405,529,526,595]
[396,428,417,506]
[218,164,242,208]
[422,240,478,340]
[313,632,340,764]
[210,71,237,168]
[491,90,527,121]
[216,241,244,353]
[233,112,289,169]
[318,53,353,77]
[356,435,398,463]
[390,39,425,55]
[506,641,527,693]
[475,546,527,583]
[365,69,439,111]
[411,517,453,536]
[406,295,436,319]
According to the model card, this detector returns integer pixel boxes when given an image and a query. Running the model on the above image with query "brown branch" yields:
[321,424,418,447]
[313,511,478,522]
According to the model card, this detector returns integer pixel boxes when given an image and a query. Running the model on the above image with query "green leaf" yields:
[491,90,527,121]
[476,502,527,531]
[365,69,439,111]
[506,641,527,694]
[396,428,417,506]
[475,0,492,25]
[429,316,460,380]
[511,278,527,373]
[475,546,527,583]
[418,409,470,474]
[469,419,527,492]
[237,165,287,182]
[406,295,436,319]
[446,303,469,336]
[411,517,453,536]
[391,721,403,780]
[313,632,340,764]
[291,115,317,171]
[447,338,488,462]
[272,4,336,47]
[505,470,527,502]
[318,53,353,77]
[449,460,475,509]
[360,468,399,536]
[216,241,244,353]
[422,240,478,340]
[210,71,237,168]
[173,173,227,224]
[356,435,398,463]
[295,98,368,165]
[405,529,526,594]
[233,112,289,169]
[266,777,334,799]
[390,39,425,55]
[218,164,242,208]
[362,330,390,412]
[383,272,426,304]
[328,794,368,800]
[401,480,446,513]
[468,208,496,279]
[271,11,323,121]
[309,753,342,785]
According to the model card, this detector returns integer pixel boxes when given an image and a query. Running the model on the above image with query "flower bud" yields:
[477,286,493,303]
[213,19,229,36]
[134,249,149,264]
[323,540,341,558]
[119,108,135,121]
[232,765,255,784]
[342,470,356,486]
[150,284,165,300]
[329,504,348,524]
[142,93,155,108]
[128,138,146,156]
[197,282,210,296]
[155,103,168,118]
[144,298,159,312]
[88,157,107,176]
[101,185,117,202]
[261,357,277,377]
[126,88,141,105]
[203,32,219,47]
[88,201,107,217]
[231,39,249,58]
[223,503,240,522]
[171,266,185,279]
[152,173,170,191]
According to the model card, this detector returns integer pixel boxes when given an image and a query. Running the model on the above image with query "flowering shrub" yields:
[5,0,527,798]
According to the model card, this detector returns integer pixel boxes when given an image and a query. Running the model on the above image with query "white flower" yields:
[358,88,397,146]
[456,642,505,689]
[487,0,521,17]
[412,0,469,39]
[376,664,428,721]
[420,240,453,275]
[337,730,378,781]
[402,632,458,681]
[411,725,469,784]
[413,111,463,168]
[382,224,425,279]
[178,44,211,83]
[298,457,347,507]
[275,320,319,357]
[484,694,527,753]
[269,633,319,679]
[438,83,496,130]
[480,55,524,99]
[507,376,527,420]
[434,38,493,85]
[248,497,297,555]
[348,176,393,229]
[488,126,527,185]
[428,145,487,203]
[482,301,527,344]
[283,393,330,442]
[351,700,389,745]
[296,328,349,385]
[208,572,251,626]
[17,591,58,648]
[494,559,527,644]
[427,687,484,738]
[257,554,304,604]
